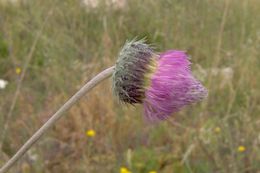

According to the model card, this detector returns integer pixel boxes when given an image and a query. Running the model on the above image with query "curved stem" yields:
[0,66,115,173]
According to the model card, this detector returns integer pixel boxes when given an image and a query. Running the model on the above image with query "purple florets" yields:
[143,50,208,122]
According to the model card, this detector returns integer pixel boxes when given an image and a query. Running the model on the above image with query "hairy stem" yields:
[0,66,115,173]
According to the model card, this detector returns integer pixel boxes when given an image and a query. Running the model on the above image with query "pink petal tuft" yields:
[144,50,207,122]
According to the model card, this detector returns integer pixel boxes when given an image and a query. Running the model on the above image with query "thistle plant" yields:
[0,39,207,173]
[113,39,207,121]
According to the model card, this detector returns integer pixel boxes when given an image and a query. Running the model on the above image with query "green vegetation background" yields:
[0,0,259,172]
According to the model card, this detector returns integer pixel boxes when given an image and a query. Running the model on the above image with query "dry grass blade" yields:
[0,9,53,150]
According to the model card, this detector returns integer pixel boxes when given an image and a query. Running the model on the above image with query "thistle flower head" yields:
[113,39,207,122]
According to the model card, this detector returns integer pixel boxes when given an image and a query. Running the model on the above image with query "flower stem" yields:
[0,66,115,173]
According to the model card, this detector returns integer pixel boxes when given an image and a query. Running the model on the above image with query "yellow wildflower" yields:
[214,127,221,133]
[120,167,131,173]
[85,129,96,137]
[15,67,21,75]
[21,162,30,173]
[237,146,246,152]
[149,171,157,173]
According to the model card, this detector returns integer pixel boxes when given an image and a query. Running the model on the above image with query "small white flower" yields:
[81,0,98,8]
[0,79,8,89]
[81,0,126,9]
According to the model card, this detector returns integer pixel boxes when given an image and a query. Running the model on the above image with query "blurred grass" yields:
[0,0,260,172]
